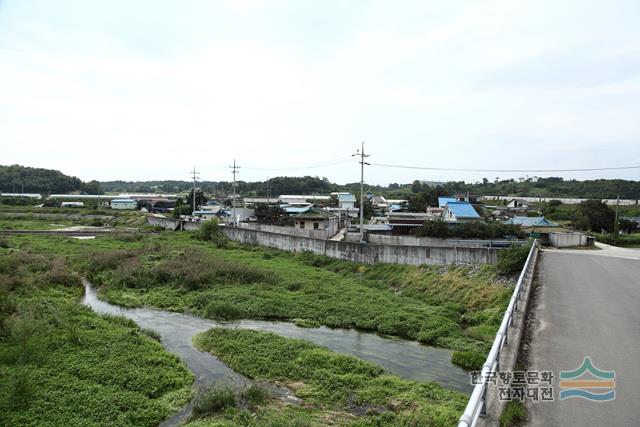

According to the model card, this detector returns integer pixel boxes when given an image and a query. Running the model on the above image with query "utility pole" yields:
[190,167,199,215]
[266,177,271,205]
[613,194,620,237]
[229,160,240,225]
[352,142,370,242]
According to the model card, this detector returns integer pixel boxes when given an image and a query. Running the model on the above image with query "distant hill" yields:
[101,176,336,196]
[101,176,640,200]
[3,164,639,200]
[0,165,102,194]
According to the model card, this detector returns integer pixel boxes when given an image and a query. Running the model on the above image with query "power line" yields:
[243,157,354,171]
[369,162,640,173]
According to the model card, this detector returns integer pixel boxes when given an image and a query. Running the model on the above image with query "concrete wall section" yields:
[548,232,590,248]
[238,222,333,240]
[147,216,181,230]
[222,227,498,266]
[368,235,487,247]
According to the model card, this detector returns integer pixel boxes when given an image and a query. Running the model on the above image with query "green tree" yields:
[81,180,104,195]
[573,200,615,232]
[254,204,286,224]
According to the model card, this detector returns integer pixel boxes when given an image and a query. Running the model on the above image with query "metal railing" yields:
[457,239,540,427]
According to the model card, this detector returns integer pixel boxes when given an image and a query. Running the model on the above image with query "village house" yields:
[438,196,457,208]
[291,208,338,234]
[335,193,356,209]
[442,201,481,223]
[506,198,530,209]
[110,199,137,210]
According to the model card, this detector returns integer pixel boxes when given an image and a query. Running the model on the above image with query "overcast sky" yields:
[1,0,639,185]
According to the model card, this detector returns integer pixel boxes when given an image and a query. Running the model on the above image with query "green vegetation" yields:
[450,350,486,371]
[499,400,526,426]
[596,233,640,247]
[71,232,513,356]
[192,387,237,417]
[0,242,193,426]
[497,244,531,276]
[413,220,524,239]
[191,328,467,426]
[0,164,102,194]
[197,219,228,247]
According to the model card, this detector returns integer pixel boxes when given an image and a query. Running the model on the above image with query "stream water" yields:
[81,280,471,425]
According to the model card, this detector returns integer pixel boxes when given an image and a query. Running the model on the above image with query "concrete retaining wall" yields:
[548,232,590,248]
[367,234,513,248]
[222,226,498,266]
[238,222,333,240]
[147,216,181,230]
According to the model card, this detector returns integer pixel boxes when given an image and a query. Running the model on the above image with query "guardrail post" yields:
[480,386,487,417]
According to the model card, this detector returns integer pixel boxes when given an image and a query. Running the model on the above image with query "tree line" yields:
[0,164,102,194]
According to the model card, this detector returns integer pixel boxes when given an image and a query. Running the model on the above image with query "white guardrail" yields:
[457,239,540,427]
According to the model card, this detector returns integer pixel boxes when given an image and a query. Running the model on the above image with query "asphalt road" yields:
[527,247,640,426]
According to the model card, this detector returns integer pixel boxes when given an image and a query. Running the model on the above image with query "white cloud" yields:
[0,0,638,184]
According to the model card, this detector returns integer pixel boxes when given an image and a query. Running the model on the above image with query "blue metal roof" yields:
[111,199,136,203]
[438,196,457,208]
[280,205,311,214]
[337,193,356,202]
[446,201,480,219]
[504,216,557,227]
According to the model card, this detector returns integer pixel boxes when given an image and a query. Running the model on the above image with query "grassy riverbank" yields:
[0,242,193,426]
[191,328,467,426]
[6,232,514,364]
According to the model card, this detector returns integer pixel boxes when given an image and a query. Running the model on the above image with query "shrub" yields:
[197,219,228,248]
[141,328,161,342]
[596,233,640,247]
[89,250,139,273]
[497,244,531,276]
[416,316,458,344]
[66,323,82,345]
[299,252,334,268]
[451,350,485,370]
[293,318,320,328]
[287,282,302,291]
[0,237,10,248]
[413,220,524,239]
[376,312,422,339]
[500,400,526,426]
[204,302,241,320]
[101,314,138,329]
[112,232,142,242]
[42,258,80,287]
[9,367,33,409]
[241,384,268,406]
[192,386,236,417]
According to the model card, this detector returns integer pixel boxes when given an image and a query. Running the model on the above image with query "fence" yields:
[457,240,540,427]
